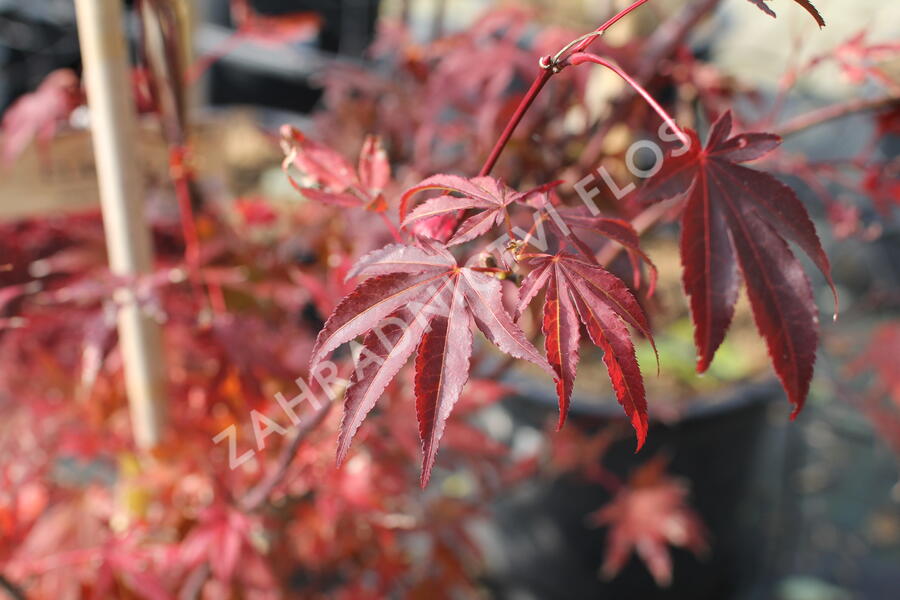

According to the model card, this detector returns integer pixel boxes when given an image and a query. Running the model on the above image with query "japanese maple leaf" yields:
[1,69,82,165]
[516,252,653,446]
[746,0,825,28]
[310,243,552,485]
[400,175,529,245]
[591,457,708,587]
[641,111,836,417]
[281,127,390,212]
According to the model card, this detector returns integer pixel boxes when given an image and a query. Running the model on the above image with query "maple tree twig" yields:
[479,69,553,177]
[240,398,333,512]
[576,0,722,171]
[777,95,900,138]
[567,52,689,147]
[478,0,656,178]
[170,149,227,314]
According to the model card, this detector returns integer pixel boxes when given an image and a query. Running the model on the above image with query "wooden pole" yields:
[74,0,167,449]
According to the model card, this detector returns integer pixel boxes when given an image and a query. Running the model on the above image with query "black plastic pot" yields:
[481,381,786,600]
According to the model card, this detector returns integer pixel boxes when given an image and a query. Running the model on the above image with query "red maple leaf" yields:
[281,128,390,212]
[591,457,708,587]
[641,111,836,417]
[311,243,551,485]
[515,252,654,446]
[400,175,529,246]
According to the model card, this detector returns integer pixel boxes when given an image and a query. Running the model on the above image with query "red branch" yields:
[478,0,658,178]
[777,95,900,138]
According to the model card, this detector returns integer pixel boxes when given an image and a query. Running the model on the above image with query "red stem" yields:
[379,211,404,243]
[567,52,689,147]
[477,0,658,178]
[478,69,552,177]
[776,95,900,138]
[575,0,722,172]
[171,150,202,280]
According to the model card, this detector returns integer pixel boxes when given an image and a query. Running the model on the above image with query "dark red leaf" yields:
[519,253,651,447]
[340,312,420,465]
[460,268,553,372]
[720,196,818,417]
[640,111,833,415]
[514,260,552,321]
[679,179,740,373]
[567,273,648,450]
[414,276,473,485]
[541,264,580,430]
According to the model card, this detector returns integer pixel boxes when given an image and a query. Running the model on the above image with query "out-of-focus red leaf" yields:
[832,32,900,88]
[180,506,256,583]
[850,323,900,404]
[863,165,900,215]
[1,69,82,165]
[231,0,322,45]
[591,458,708,587]
[234,196,278,226]
[877,105,900,137]
[281,127,391,212]
[358,134,391,192]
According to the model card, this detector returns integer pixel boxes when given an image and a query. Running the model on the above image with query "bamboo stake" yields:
[74,0,167,449]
